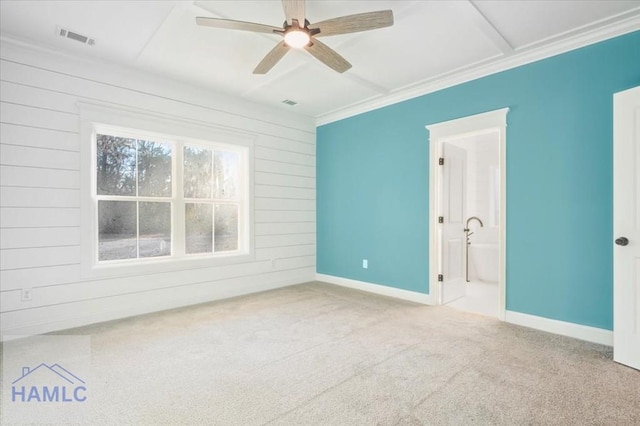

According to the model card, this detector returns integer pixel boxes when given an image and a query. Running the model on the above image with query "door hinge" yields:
[438,274,443,282]
[438,216,444,224]
[438,157,444,165]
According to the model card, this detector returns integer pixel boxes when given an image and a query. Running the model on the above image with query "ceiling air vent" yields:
[57,26,95,46]
[281,99,298,106]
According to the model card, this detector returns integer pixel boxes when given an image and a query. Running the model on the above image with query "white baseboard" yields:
[505,310,613,346]
[0,275,309,342]
[316,274,433,305]
[315,275,611,345]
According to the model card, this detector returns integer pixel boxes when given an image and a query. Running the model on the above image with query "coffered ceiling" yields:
[1,1,639,123]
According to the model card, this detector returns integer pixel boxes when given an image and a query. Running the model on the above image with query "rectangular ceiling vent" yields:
[57,26,95,46]
[281,99,298,106]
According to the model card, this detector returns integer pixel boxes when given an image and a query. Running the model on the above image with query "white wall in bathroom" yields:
[448,132,498,236]
[466,147,479,219]
[474,132,499,238]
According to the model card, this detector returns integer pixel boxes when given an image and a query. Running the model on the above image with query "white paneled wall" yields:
[0,40,316,338]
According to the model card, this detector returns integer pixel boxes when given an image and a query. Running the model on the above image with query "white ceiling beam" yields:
[237,47,390,99]
[135,1,188,64]
[193,0,288,47]
[239,51,309,98]
[456,1,514,55]
[301,1,435,97]
[342,72,390,96]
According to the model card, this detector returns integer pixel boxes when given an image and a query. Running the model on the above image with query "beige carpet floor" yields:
[2,281,640,425]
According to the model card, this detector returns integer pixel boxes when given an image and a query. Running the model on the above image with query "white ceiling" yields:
[1,1,639,122]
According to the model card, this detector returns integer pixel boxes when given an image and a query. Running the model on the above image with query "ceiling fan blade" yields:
[196,17,281,34]
[311,10,393,37]
[254,41,291,74]
[304,39,351,73]
[282,0,306,26]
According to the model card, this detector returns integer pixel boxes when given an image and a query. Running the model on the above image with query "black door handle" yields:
[615,237,629,246]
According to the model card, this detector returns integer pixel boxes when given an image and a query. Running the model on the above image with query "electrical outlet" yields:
[362,259,368,269]
[21,288,33,302]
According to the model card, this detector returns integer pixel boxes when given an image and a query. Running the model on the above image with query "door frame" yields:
[426,108,509,320]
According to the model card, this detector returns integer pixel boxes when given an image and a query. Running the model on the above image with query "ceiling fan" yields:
[196,0,393,74]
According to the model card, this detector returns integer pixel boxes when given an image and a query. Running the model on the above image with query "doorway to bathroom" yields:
[426,108,508,319]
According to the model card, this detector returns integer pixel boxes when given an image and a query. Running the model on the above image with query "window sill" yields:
[82,251,255,280]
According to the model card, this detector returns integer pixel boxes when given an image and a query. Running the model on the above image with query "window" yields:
[92,125,249,266]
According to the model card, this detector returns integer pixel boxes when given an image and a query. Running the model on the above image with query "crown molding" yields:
[316,13,640,126]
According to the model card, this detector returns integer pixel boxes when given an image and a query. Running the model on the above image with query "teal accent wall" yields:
[317,31,640,330]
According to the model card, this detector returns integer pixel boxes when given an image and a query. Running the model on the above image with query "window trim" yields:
[79,102,255,279]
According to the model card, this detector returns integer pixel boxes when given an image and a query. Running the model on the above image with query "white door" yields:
[440,142,467,304]
[613,86,640,370]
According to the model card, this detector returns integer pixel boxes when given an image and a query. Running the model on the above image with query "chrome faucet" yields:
[464,216,483,282]
[464,216,484,234]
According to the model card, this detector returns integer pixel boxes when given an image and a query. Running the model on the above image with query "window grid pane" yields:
[185,203,213,254]
[98,200,137,261]
[213,150,239,200]
[137,140,172,197]
[139,202,172,258]
[183,145,212,199]
[214,203,239,252]
[96,134,136,196]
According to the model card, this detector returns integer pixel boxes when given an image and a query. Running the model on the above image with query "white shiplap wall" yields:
[0,39,316,339]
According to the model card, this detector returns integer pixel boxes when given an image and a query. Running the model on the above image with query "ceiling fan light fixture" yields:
[284,30,310,48]
[196,3,394,73]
